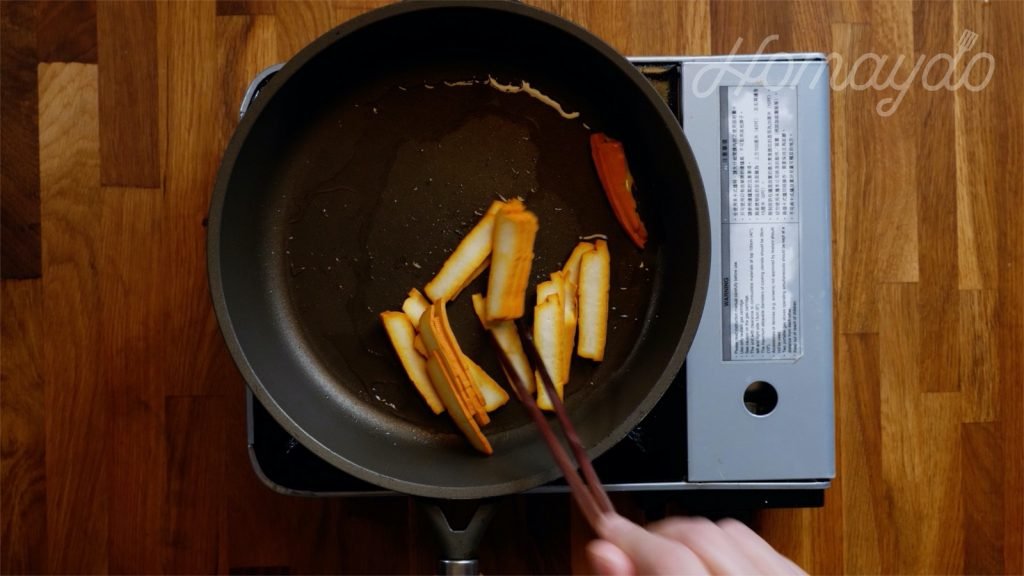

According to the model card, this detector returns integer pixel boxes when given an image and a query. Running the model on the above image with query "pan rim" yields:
[207,0,711,499]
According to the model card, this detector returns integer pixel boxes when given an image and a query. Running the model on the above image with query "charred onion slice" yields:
[553,271,578,385]
[432,302,490,425]
[562,241,594,288]
[424,201,504,302]
[402,288,431,327]
[420,302,487,428]
[380,311,444,414]
[464,355,511,412]
[485,201,539,321]
[577,240,610,361]
[425,350,493,455]
[472,293,535,395]
[535,293,566,411]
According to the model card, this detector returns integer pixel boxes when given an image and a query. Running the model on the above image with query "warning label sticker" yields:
[720,86,802,361]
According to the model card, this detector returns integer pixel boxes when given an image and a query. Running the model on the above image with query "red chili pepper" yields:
[589,133,648,249]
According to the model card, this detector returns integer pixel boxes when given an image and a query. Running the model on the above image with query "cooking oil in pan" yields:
[278,78,654,431]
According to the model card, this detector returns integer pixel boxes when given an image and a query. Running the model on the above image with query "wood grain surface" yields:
[2,1,1022,573]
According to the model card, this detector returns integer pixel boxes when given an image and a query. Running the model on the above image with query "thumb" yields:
[595,514,709,575]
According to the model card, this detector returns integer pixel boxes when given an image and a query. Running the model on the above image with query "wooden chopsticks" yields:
[486,320,615,531]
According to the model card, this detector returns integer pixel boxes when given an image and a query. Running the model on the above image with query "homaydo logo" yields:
[692,30,995,117]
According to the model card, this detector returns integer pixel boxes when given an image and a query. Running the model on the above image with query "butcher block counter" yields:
[1,0,1021,573]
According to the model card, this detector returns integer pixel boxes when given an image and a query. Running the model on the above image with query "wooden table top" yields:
[2,1,1021,573]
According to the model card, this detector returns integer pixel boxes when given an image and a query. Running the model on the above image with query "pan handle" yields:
[437,559,479,576]
[419,499,497,576]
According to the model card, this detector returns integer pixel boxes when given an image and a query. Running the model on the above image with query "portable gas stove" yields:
[240,53,834,507]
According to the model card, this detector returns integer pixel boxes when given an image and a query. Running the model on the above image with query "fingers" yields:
[646,517,759,575]
[586,539,634,576]
[592,514,803,576]
[716,519,807,575]
[646,517,805,576]
[596,514,709,575]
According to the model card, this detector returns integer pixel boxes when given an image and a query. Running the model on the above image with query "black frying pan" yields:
[209,0,709,568]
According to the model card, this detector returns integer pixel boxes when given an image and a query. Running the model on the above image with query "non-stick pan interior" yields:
[211,1,707,498]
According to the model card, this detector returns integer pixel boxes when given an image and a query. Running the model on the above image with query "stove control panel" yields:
[656,54,835,483]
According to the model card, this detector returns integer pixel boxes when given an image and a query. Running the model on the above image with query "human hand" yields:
[587,514,806,575]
